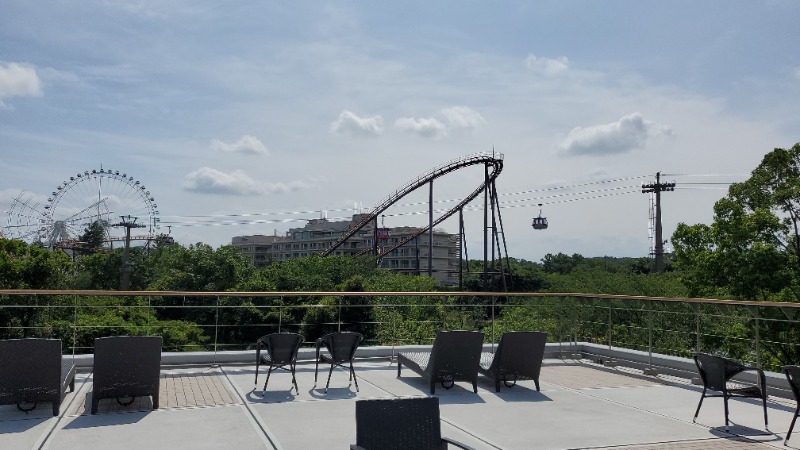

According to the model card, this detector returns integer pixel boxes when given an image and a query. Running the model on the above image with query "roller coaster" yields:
[322,152,510,289]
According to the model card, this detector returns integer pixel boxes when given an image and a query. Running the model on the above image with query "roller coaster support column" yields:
[428,180,434,278]
[483,164,489,290]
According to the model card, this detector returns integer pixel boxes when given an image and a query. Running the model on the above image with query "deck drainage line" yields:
[219,366,283,450]
[36,370,93,450]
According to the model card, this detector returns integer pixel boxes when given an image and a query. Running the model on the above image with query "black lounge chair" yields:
[479,331,547,392]
[91,336,162,414]
[692,352,768,430]
[784,365,800,445]
[0,338,76,416]
[351,396,475,450]
[314,331,363,393]
[255,332,304,394]
[397,330,484,394]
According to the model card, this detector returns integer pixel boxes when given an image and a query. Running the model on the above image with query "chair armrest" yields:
[442,436,476,449]
[741,366,767,387]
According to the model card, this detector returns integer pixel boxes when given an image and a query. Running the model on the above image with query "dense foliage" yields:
[1,143,798,370]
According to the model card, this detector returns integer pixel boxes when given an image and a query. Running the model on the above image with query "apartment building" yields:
[231,214,461,285]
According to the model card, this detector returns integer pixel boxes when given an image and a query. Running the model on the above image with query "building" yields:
[231,214,461,285]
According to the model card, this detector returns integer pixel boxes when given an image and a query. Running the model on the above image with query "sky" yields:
[1,0,799,263]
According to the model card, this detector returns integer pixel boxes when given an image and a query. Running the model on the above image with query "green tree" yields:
[671,143,800,367]
[80,220,107,253]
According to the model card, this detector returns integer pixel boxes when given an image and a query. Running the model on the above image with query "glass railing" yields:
[1,290,798,372]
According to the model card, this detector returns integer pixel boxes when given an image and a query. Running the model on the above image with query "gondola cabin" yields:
[532,204,548,230]
[531,216,548,230]
[377,228,391,240]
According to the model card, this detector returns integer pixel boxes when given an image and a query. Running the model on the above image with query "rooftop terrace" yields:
[1,346,798,450]
[2,290,799,449]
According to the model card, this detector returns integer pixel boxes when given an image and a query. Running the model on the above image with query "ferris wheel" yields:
[4,168,160,248]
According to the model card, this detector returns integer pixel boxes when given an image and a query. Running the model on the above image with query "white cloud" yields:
[182,167,265,195]
[525,54,570,76]
[329,110,384,137]
[440,106,485,129]
[393,117,447,138]
[0,62,42,107]
[557,113,674,157]
[210,135,268,155]
[182,167,315,196]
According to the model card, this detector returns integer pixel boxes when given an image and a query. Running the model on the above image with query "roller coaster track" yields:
[321,152,504,257]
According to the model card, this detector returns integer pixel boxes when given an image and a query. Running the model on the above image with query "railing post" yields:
[491,295,496,352]
[278,297,283,333]
[213,295,220,366]
[695,303,701,353]
[337,296,342,333]
[643,301,658,375]
[72,293,78,357]
[754,307,761,368]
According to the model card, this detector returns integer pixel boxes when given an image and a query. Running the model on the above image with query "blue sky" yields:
[1,0,799,262]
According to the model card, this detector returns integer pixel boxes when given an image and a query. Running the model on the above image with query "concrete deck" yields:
[2,358,798,450]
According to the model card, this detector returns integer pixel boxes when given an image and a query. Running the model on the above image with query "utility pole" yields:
[113,215,145,290]
[642,172,675,273]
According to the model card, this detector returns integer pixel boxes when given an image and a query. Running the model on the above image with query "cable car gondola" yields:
[532,204,548,230]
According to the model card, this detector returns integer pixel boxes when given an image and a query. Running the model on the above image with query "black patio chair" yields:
[397,330,484,394]
[0,338,76,416]
[479,331,547,392]
[692,352,768,430]
[351,396,475,450]
[314,331,363,393]
[255,332,304,394]
[784,365,800,445]
[91,336,162,414]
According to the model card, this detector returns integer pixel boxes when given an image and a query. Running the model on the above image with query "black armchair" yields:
[255,332,304,394]
[91,336,162,414]
[397,330,484,394]
[314,331,363,393]
[693,352,768,430]
[351,396,474,450]
[479,331,547,392]
[784,365,800,445]
[0,338,76,416]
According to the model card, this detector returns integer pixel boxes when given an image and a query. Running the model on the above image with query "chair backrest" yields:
[694,352,746,392]
[785,365,800,401]
[93,336,162,388]
[319,331,362,363]
[354,396,443,450]
[258,333,304,364]
[0,338,62,400]
[429,330,484,378]
[494,331,547,377]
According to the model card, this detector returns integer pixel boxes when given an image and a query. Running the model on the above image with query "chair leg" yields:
[397,361,402,377]
[326,364,335,393]
[724,395,730,430]
[534,378,540,392]
[290,363,299,394]
[152,395,159,410]
[350,362,359,392]
[314,358,320,386]
[762,394,769,430]
[263,366,273,392]
[693,389,706,422]
[473,379,478,393]
[786,407,799,445]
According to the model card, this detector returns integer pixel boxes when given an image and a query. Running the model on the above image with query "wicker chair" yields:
[314,331,363,393]
[692,352,768,430]
[479,331,547,392]
[397,330,484,394]
[351,396,475,450]
[91,336,162,414]
[784,365,800,445]
[255,332,304,394]
[0,338,76,416]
